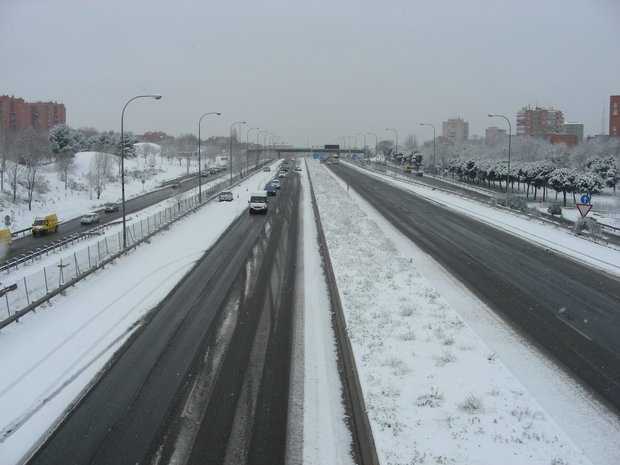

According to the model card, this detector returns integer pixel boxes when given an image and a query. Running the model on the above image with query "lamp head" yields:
[153,95,162,100]
[488,113,494,117]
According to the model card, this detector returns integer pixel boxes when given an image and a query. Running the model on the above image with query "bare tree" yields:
[6,129,49,209]
[0,127,15,192]
[88,152,114,199]
[6,156,23,202]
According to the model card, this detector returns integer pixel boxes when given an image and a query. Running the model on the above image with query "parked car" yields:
[294,166,302,172]
[80,213,100,225]
[218,191,234,202]
[263,167,271,172]
[104,202,119,212]
[547,204,562,215]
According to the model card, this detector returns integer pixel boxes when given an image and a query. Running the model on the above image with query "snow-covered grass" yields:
[0,154,619,465]
[307,159,620,465]
[0,149,200,233]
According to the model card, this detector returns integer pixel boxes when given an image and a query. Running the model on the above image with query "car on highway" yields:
[104,202,119,213]
[270,179,281,189]
[266,185,277,196]
[263,167,271,172]
[80,213,100,225]
[248,191,269,214]
[170,182,181,188]
[218,191,234,202]
[278,171,287,178]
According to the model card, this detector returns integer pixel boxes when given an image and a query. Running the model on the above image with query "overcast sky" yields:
[1,0,619,147]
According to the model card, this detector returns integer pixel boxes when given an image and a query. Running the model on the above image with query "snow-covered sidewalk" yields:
[308,159,620,465]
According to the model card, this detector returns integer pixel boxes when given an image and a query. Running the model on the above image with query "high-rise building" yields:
[0,95,66,131]
[564,123,584,144]
[610,95,620,137]
[441,117,469,145]
[516,106,564,138]
[485,126,507,146]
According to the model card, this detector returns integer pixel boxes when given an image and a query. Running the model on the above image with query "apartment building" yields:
[0,95,66,131]
[516,105,564,138]
[611,95,620,137]
[441,117,469,145]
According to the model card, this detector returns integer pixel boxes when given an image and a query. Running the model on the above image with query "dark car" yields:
[104,202,119,212]
[547,204,562,215]
[266,185,277,196]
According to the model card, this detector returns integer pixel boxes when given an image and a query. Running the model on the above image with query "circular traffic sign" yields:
[580,194,591,204]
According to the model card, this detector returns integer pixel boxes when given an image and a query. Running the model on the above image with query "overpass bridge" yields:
[247,147,367,156]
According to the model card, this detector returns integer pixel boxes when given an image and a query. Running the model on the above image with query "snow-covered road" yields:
[0,156,618,464]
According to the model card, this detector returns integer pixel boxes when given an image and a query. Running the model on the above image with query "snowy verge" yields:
[309,159,620,465]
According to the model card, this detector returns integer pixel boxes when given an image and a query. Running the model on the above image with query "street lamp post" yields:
[263,132,272,166]
[229,121,246,185]
[357,133,366,160]
[246,127,259,174]
[257,130,267,168]
[419,123,436,177]
[488,113,512,206]
[198,111,222,202]
[386,127,398,162]
[120,94,162,249]
[367,132,378,169]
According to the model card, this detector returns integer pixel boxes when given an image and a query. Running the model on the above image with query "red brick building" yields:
[610,95,620,137]
[544,133,578,148]
[0,95,66,131]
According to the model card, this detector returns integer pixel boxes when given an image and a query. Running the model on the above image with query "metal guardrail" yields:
[0,232,92,273]
[0,165,268,329]
[349,159,620,243]
[306,159,380,465]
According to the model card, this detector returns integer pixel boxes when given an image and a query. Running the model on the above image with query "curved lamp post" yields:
[385,127,398,162]
[419,123,436,177]
[229,121,246,185]
[367,132,378,169]
[198,111,222,202]
[246,127,259,174]
[257,130,268,168]
[263,132,272,165]
[120,94,162,249]
[488,113,512,205]
[357,133,366,160]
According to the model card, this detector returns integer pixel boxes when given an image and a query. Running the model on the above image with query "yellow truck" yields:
[0,229,12,246]
[32,214,59,236]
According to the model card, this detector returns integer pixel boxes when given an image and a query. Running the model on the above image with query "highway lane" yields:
[6,171,224,260]
[330,163,620,412]
[26,173,300,465]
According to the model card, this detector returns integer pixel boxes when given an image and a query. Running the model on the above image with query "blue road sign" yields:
[580,194,591,204]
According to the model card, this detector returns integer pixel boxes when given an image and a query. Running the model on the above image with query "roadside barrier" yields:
[0,174,241,329]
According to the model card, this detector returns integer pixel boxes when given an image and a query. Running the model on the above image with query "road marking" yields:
[555,315,593,341]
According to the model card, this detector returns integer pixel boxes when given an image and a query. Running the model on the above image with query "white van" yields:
[249,191,269,214]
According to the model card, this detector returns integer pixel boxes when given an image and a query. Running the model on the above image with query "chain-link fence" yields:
[0,174,239,327]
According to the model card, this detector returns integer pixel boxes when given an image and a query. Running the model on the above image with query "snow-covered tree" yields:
[548,168,578,206]
[88,152,114,199]
[50,124,84,189]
